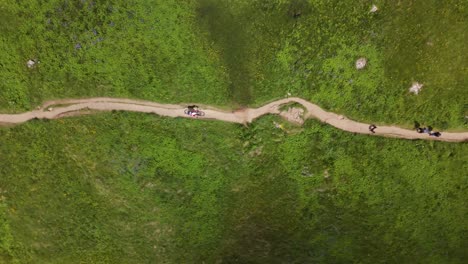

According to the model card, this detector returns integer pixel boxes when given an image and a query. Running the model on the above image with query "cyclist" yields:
[187,105,199,117]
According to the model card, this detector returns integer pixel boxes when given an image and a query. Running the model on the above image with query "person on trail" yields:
[417,127,430,134]
[187,105,199,116]
[186,105,201,117]
[429,131,441,137]
[369,124,377,133]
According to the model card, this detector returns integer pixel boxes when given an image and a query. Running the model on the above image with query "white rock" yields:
[355,58,367,70]
[370,4,378,13]
[409,82,423,95]
[27,59,36,68]
[47,107,53,112]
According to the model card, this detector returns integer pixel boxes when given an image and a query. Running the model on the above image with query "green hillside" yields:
[0,113,466,263]
[1,0,467,128]
[0,0,467,263]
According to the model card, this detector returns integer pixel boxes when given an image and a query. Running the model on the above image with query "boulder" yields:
[27,59,36,68]
[409,82,423,95]
[355,58,367,70]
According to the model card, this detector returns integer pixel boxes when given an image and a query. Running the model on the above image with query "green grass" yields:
[0,113,466,263]
[0,0,231,111]
[0,114,243,263]
[1,0,466,128]
[1,1,467,263]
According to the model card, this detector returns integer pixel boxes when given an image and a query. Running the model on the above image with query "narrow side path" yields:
[0,97,466,142]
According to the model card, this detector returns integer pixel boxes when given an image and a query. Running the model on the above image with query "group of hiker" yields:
[368,123,442,137]
[416,126,441,137]
[187,105,443,138]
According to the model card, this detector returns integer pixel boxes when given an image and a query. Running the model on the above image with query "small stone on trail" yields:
[355,58,367,70]
[370,4,378,13]
[47,107,53,112]
[409,82,423,95]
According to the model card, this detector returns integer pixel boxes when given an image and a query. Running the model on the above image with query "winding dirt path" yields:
[0,97,467,142]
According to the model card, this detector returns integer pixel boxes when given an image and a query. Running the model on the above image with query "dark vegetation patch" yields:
[196,0,253,105]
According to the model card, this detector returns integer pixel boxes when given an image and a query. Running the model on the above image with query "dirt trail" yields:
[0,97,467,142]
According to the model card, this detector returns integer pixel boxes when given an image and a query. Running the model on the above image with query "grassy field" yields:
[0,0,230,111]
[0,1,467,262]
[0,0,467,128]
[0,113,466,263]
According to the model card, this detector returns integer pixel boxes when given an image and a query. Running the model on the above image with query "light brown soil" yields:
[0,97,467,142]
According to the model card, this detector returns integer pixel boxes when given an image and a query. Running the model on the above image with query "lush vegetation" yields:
[0,0,230,111]
[1,0,467,262]
[1,0,467,128]
[0,113,466,263]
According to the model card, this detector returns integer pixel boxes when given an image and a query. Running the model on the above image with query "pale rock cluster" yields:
[409,82,424,95]
[355,57,367,70]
